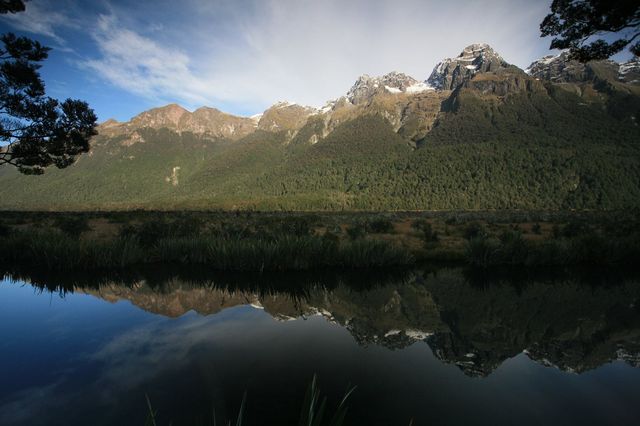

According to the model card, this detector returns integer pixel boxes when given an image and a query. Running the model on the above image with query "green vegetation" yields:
[0,80,638,211]
[0,227,412,272]
[540,0,640,61]
[1,210,638,271]
[465,227,640,267]
[0,2,97,175]
[143,375,354,426]
[298,375,355,426]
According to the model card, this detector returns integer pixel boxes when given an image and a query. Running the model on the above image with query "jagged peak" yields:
[619,56,640,84]
[272,100,298,109]
[191,106,246,119]
[459,43,495,55]
[151,103,189,113]
[257,101,317,132]
[100,118,120,126]
[129,103,184,124]
[449,43,505,65]
[525,51,638,84]
[193,106,223,113]
[346,71,432,103]
[619,56,640,73]
[264,101,318,114]
[427,43,509,91]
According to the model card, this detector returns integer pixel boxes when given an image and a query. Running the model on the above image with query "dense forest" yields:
[0,77,639,211]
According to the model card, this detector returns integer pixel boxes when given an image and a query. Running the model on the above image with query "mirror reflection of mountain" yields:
[7,266,640,378]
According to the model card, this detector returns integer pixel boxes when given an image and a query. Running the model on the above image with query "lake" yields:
[1,266,639,425]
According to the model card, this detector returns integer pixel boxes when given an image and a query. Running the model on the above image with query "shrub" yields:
[498,230,529,265]
[0,223,10,237]
[346,225,365,240]
[418,222,439,247]
[53,215,91,239]
[322,231,340,246]
[463,222,487,240]
[282,217,312,236]
[366,218,394,233]
[562,220,589,238]
[465,237,499,267]
[135,220,171,247]
[171,216,203,237]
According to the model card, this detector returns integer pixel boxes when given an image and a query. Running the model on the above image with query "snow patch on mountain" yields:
[346,71,432,104]
[426,43,508,90]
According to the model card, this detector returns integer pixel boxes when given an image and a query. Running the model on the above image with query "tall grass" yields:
[0,229,413,271]
[0,231,146,270]
[299,374,356,426]
[465,230,640,267]
[144,376,354,426]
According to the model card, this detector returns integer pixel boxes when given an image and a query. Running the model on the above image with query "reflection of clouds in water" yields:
[0,381,74,426]
[0,305,270,425]
[90,306,268,402]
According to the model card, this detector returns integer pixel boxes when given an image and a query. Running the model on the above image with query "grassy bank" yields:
[0,230,413,271]
[1,210,638,271]
[465,230,640,267]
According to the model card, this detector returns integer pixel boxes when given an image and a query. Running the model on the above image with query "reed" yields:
[0,229,413,271]
[464,230,640,267]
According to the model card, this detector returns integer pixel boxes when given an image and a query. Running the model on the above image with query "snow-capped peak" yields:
[426,43,508,90]
[618,57,640,83]
[273,100,298,108]
[525,53,563,75]
[346,71,432,104]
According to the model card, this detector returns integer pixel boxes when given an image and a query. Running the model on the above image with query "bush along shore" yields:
[0,230,413,272]
[464,229,640,268]
[1,211,639,271]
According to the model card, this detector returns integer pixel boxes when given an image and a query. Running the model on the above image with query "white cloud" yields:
[82,15,214,106]
[11,0,557,115]
[0,0,76,44]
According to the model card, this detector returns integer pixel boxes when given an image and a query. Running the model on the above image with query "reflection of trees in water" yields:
[424,267,640,376]
[3,264,640,376]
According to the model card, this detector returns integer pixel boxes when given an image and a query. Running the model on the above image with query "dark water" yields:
[1,266,640,426]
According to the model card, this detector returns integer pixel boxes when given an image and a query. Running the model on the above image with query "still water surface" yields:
[1,267,639,425]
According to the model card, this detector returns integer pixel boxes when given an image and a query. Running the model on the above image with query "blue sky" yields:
[0,0,630,122]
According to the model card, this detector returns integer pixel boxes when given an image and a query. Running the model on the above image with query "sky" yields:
[0,0,625,122]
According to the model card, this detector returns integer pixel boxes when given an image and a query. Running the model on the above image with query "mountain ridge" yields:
[97,42,639,139]
[2,42,639,211]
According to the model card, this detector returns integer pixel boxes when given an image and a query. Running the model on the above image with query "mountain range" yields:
[22,267,640,377]
[1,43,639,210]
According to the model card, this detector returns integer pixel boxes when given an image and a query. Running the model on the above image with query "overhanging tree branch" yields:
[0,0,97,174]
[541,0,640,61]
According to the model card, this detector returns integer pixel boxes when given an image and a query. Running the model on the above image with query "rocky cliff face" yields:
[618,57,640,84]
[182,107,258,138]
[346,71,432,105]
[526,51,615,83]
[95,44,639,148]
[526,51,640,86]
[427,43,510,90]
[98,103,258,141]
[129,103,189,129]
[256,102,318,132]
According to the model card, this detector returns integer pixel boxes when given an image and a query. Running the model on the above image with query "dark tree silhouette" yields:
[541,0,640,62]
[0,0,97,174]
[0,0,25,14]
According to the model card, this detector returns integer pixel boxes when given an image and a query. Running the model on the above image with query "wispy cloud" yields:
[0,0,76,45]
[82,14,213,107]
[1,0,557,115]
